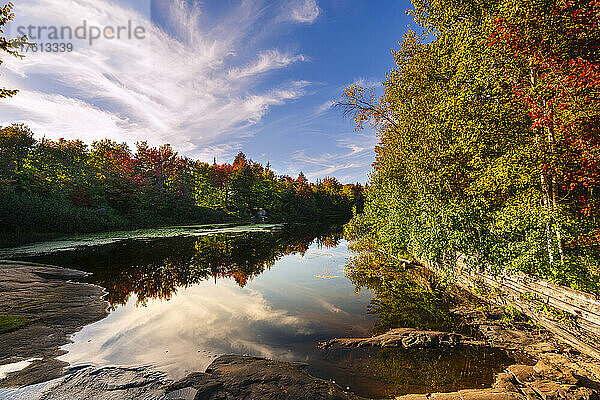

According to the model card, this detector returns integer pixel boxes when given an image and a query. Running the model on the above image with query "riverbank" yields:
[0,261,109,387]
[325,305,600,400]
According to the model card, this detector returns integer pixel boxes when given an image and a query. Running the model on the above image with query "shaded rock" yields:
[493,372,520,393]
[534,361,579,385]
[508,365,538,385]
[167,355,363,400]
[0,262,109,387]
[451,306,557,355]
[30,356,363,400]
[0,358,67,388]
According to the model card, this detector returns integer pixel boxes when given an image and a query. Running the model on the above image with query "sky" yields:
[1,0,415,183]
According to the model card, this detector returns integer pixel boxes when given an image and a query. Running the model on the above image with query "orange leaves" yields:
[340,84,385,132]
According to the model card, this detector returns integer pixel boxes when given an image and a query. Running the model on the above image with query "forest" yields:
[0,4,366,245]
[343,0,600,293]
[0,123,364,244]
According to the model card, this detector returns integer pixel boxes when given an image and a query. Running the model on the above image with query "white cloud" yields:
[1,0,312,159]
[286,0,320,24]
[315,99,336,115]
[291,133,377,181]
[352,77,381,89]
[229,50,306,79]
[59,281,311,378]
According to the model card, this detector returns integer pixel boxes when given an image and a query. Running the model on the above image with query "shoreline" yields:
[0,261,109,388]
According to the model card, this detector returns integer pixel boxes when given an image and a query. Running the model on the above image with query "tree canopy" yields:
[0,125,363,244]
[344,0,600,293]
[0,2,26,99]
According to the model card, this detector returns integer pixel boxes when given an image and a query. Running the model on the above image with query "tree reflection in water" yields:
[345,250,471,335]
[18,223,344,307]
[8,222,521,398]
[334,250,519,396]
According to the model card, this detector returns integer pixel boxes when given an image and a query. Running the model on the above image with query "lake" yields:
[0,222,517,398]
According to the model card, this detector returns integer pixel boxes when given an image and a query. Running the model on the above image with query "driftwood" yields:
[319,328,483,349]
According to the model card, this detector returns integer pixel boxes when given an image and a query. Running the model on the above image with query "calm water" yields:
[1,223,517,399]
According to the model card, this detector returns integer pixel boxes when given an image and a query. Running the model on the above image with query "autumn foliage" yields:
[0,126,363,243]
[344,0,600,292]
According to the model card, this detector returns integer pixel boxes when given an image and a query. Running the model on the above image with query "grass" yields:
[0,315,33,334]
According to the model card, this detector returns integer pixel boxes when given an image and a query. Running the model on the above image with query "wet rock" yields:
[396,395,428,400]
[1,358,67,388]
[38,366,170,400]
[167,355,363,400]
[493,372,519,393]
[451,306,557,355]
[452,389,522,400]
[534,361,579,385]
[0,262,109,387]
[320,328,482,350]
[529,381,564,400]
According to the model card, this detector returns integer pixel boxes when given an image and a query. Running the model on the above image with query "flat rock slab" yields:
[167,355,362,400]
[19,355,360,400]
[319,328,482,350]
[37,366,170,400]
[0,262,109,387]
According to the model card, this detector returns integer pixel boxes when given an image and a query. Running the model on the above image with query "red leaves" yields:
[489,0,600,220]
[209,163,233,188]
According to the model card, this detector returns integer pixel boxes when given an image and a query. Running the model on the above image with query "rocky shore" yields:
[0,261,109,387]
[321,306,600,400]
[393,306,600,400]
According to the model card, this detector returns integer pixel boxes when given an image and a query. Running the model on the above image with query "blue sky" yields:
[2,0,415,183]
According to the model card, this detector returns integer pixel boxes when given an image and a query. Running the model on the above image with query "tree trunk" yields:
[529,63,561,265]
[541,173,554,265]
[552,175,565,264]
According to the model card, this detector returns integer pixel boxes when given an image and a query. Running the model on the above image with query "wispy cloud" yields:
[285,0,320,24]
[291,132,377,181]
[352,77,381,89]
[315,99,336,116]
[1,0,312,160]
[229,50,307,79]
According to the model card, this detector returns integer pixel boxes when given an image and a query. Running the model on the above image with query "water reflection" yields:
[345,250,469,335]
[5,222,378,383]
[337,250,518,397]
[309,346,517,398]
[11,223,344,307]
[2,223,520,399]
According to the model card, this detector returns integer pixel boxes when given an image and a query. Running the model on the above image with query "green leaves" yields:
[344,0,600,294]
[0,2,27,99]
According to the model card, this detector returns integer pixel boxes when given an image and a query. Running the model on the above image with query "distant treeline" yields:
[343,0,600,293]
[0,124,364,243]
